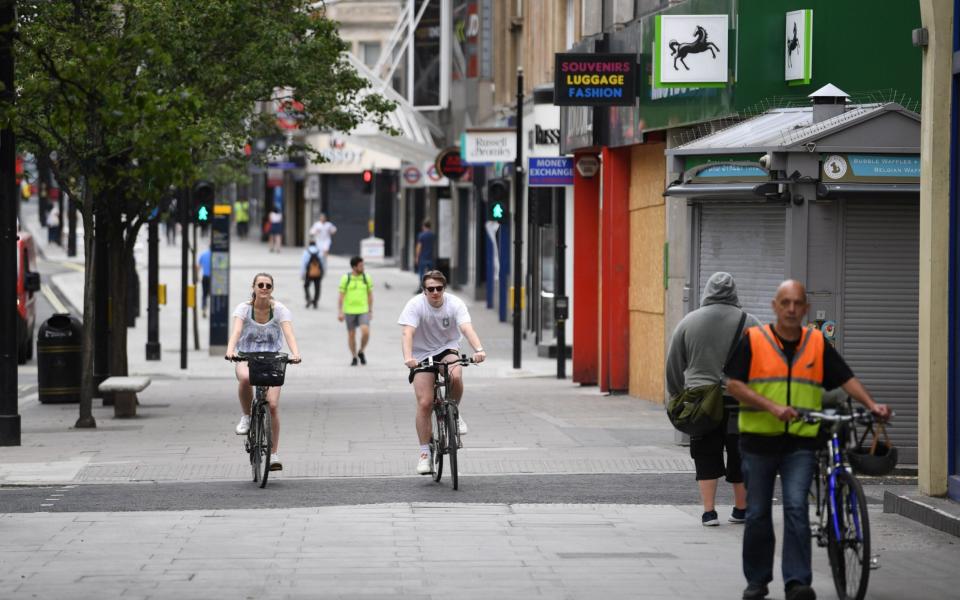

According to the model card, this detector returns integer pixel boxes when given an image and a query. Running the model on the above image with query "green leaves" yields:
[9,0,394,211]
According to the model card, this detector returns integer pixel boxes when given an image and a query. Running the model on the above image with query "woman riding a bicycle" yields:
[225,272,302,472]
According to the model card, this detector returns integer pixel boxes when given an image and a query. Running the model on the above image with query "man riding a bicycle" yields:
[398,270,486,475]
[725,280,889,600]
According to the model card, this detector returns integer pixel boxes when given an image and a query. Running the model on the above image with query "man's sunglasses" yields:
[424,285,444,293]
[257,282,273,290]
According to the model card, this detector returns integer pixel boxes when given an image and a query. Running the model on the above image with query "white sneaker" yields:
[235,415,251,435]
[270,453,282,471]
[416,452,432,475]
[457,415,468,435]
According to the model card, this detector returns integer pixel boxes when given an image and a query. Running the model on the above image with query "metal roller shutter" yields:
[698,203,786,325]
[841,198,919,463]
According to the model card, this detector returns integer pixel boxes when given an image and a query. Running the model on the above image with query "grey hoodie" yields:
[665,272,761,397]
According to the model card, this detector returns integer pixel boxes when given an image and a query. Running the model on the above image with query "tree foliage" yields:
[1,0,395,426]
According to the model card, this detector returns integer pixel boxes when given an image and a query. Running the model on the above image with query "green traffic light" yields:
[197,206,210,222]
[492,203,504,220]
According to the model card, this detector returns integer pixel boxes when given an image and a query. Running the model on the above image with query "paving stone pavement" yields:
[3,502,960,600]
[10,200,960,600]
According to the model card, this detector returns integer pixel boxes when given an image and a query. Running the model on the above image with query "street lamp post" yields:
[0,1,20,446]
[513,67,524,370]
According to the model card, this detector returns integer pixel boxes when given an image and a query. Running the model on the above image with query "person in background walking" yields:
[164,198,178,246]
[301,241,324,309]
[268,206,283,252]
[414,219,435,292]
[235,198,250,239]
[308,213,337,269]
[196,245,212,318]
[666,272,758,527]
[725,280,890,600]
[339,256,373,366]
[46,202,61,246]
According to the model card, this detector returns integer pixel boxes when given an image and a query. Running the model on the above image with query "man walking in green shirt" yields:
[339,256,374,366]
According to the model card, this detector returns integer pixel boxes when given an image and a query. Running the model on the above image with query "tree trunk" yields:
[76,186,96,428]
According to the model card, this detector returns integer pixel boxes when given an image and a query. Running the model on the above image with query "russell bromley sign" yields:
[554,53,637,106]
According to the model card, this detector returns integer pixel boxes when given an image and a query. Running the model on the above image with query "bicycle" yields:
[799,406,894,600]
[228,352,294,488]
[410,354,476,490]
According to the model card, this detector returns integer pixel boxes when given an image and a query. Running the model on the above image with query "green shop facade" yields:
[559,0,922,456]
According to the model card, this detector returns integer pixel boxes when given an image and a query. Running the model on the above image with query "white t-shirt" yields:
[309,220,337,252]
[269,211,283,224]
[397,293,471,361]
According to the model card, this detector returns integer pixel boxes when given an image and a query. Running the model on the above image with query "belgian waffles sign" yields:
[554,53,637,106]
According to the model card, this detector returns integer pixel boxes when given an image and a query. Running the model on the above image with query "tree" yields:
[1,1,394,427]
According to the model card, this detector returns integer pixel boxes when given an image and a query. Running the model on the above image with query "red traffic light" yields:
[362,169,373,183]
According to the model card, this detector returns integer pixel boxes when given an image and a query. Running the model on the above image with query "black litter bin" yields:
[37,313,82,404]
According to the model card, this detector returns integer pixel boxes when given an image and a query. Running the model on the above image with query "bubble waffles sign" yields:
[654,14,729,88]
[553,53,637,106]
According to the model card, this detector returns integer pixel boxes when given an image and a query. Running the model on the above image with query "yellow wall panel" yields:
[629,311,664,402]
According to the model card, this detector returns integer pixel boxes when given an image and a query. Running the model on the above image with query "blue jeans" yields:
[741,446,816,589]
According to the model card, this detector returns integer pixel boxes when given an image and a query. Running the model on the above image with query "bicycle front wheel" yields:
[258,406,273,488]
[827,469,871,600]
[447,405,459,490]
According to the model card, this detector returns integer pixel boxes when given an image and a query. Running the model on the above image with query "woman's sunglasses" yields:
[257,282,273,290]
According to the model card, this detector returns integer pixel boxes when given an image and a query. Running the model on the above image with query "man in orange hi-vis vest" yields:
[725,280,890,600]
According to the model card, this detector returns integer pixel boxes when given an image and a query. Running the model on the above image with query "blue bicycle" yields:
[800,407,895,600]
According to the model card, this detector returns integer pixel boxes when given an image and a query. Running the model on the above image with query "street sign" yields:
[436,147,467,180]
[575,155,600,178]
[463,128,517,164]
[209,205,231,351]
[528,157,574,187]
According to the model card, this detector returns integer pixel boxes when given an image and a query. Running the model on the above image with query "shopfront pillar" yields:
[600,147,631,393]
[572,154,600,385]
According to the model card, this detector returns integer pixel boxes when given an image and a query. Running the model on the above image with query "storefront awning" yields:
[817,182,920,198]
[663,182,767,199]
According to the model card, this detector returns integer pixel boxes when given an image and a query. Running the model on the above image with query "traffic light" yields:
[487,178,509,222]
[362,169,374,194]
[193,180,214,224]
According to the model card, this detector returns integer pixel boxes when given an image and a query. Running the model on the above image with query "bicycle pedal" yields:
[869,555,881,570]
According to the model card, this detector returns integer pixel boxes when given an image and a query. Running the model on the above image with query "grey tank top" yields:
[233,301,292,353]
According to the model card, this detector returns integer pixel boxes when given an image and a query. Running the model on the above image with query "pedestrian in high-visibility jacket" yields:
[725,280,890,600]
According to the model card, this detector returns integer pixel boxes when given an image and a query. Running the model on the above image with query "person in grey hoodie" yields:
[666,271,760,526]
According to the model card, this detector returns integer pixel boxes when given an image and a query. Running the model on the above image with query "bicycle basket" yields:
[848,422,898,476]
[248,354,288,387]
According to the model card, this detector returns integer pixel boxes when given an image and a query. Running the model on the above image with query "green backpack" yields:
[666,311,746,436]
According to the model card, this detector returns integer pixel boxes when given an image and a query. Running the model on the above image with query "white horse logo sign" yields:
[656,14,729,87]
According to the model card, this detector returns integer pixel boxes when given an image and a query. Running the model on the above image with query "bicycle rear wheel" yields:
[431,407,444,482]
[258,405,273,488]
[447,405,459,490]
[827,470,871,600]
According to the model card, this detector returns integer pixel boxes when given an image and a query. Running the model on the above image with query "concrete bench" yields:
[98,376,151,418]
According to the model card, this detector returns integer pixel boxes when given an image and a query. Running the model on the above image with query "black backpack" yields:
[306,253,323,279]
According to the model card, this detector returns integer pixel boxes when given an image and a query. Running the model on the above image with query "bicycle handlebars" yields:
[226,351,300,364]
[794,407,894,425]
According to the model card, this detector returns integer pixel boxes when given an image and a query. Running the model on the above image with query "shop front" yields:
[666,90,922,461]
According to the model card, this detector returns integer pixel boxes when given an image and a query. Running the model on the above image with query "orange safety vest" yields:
[739,324,824,437]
